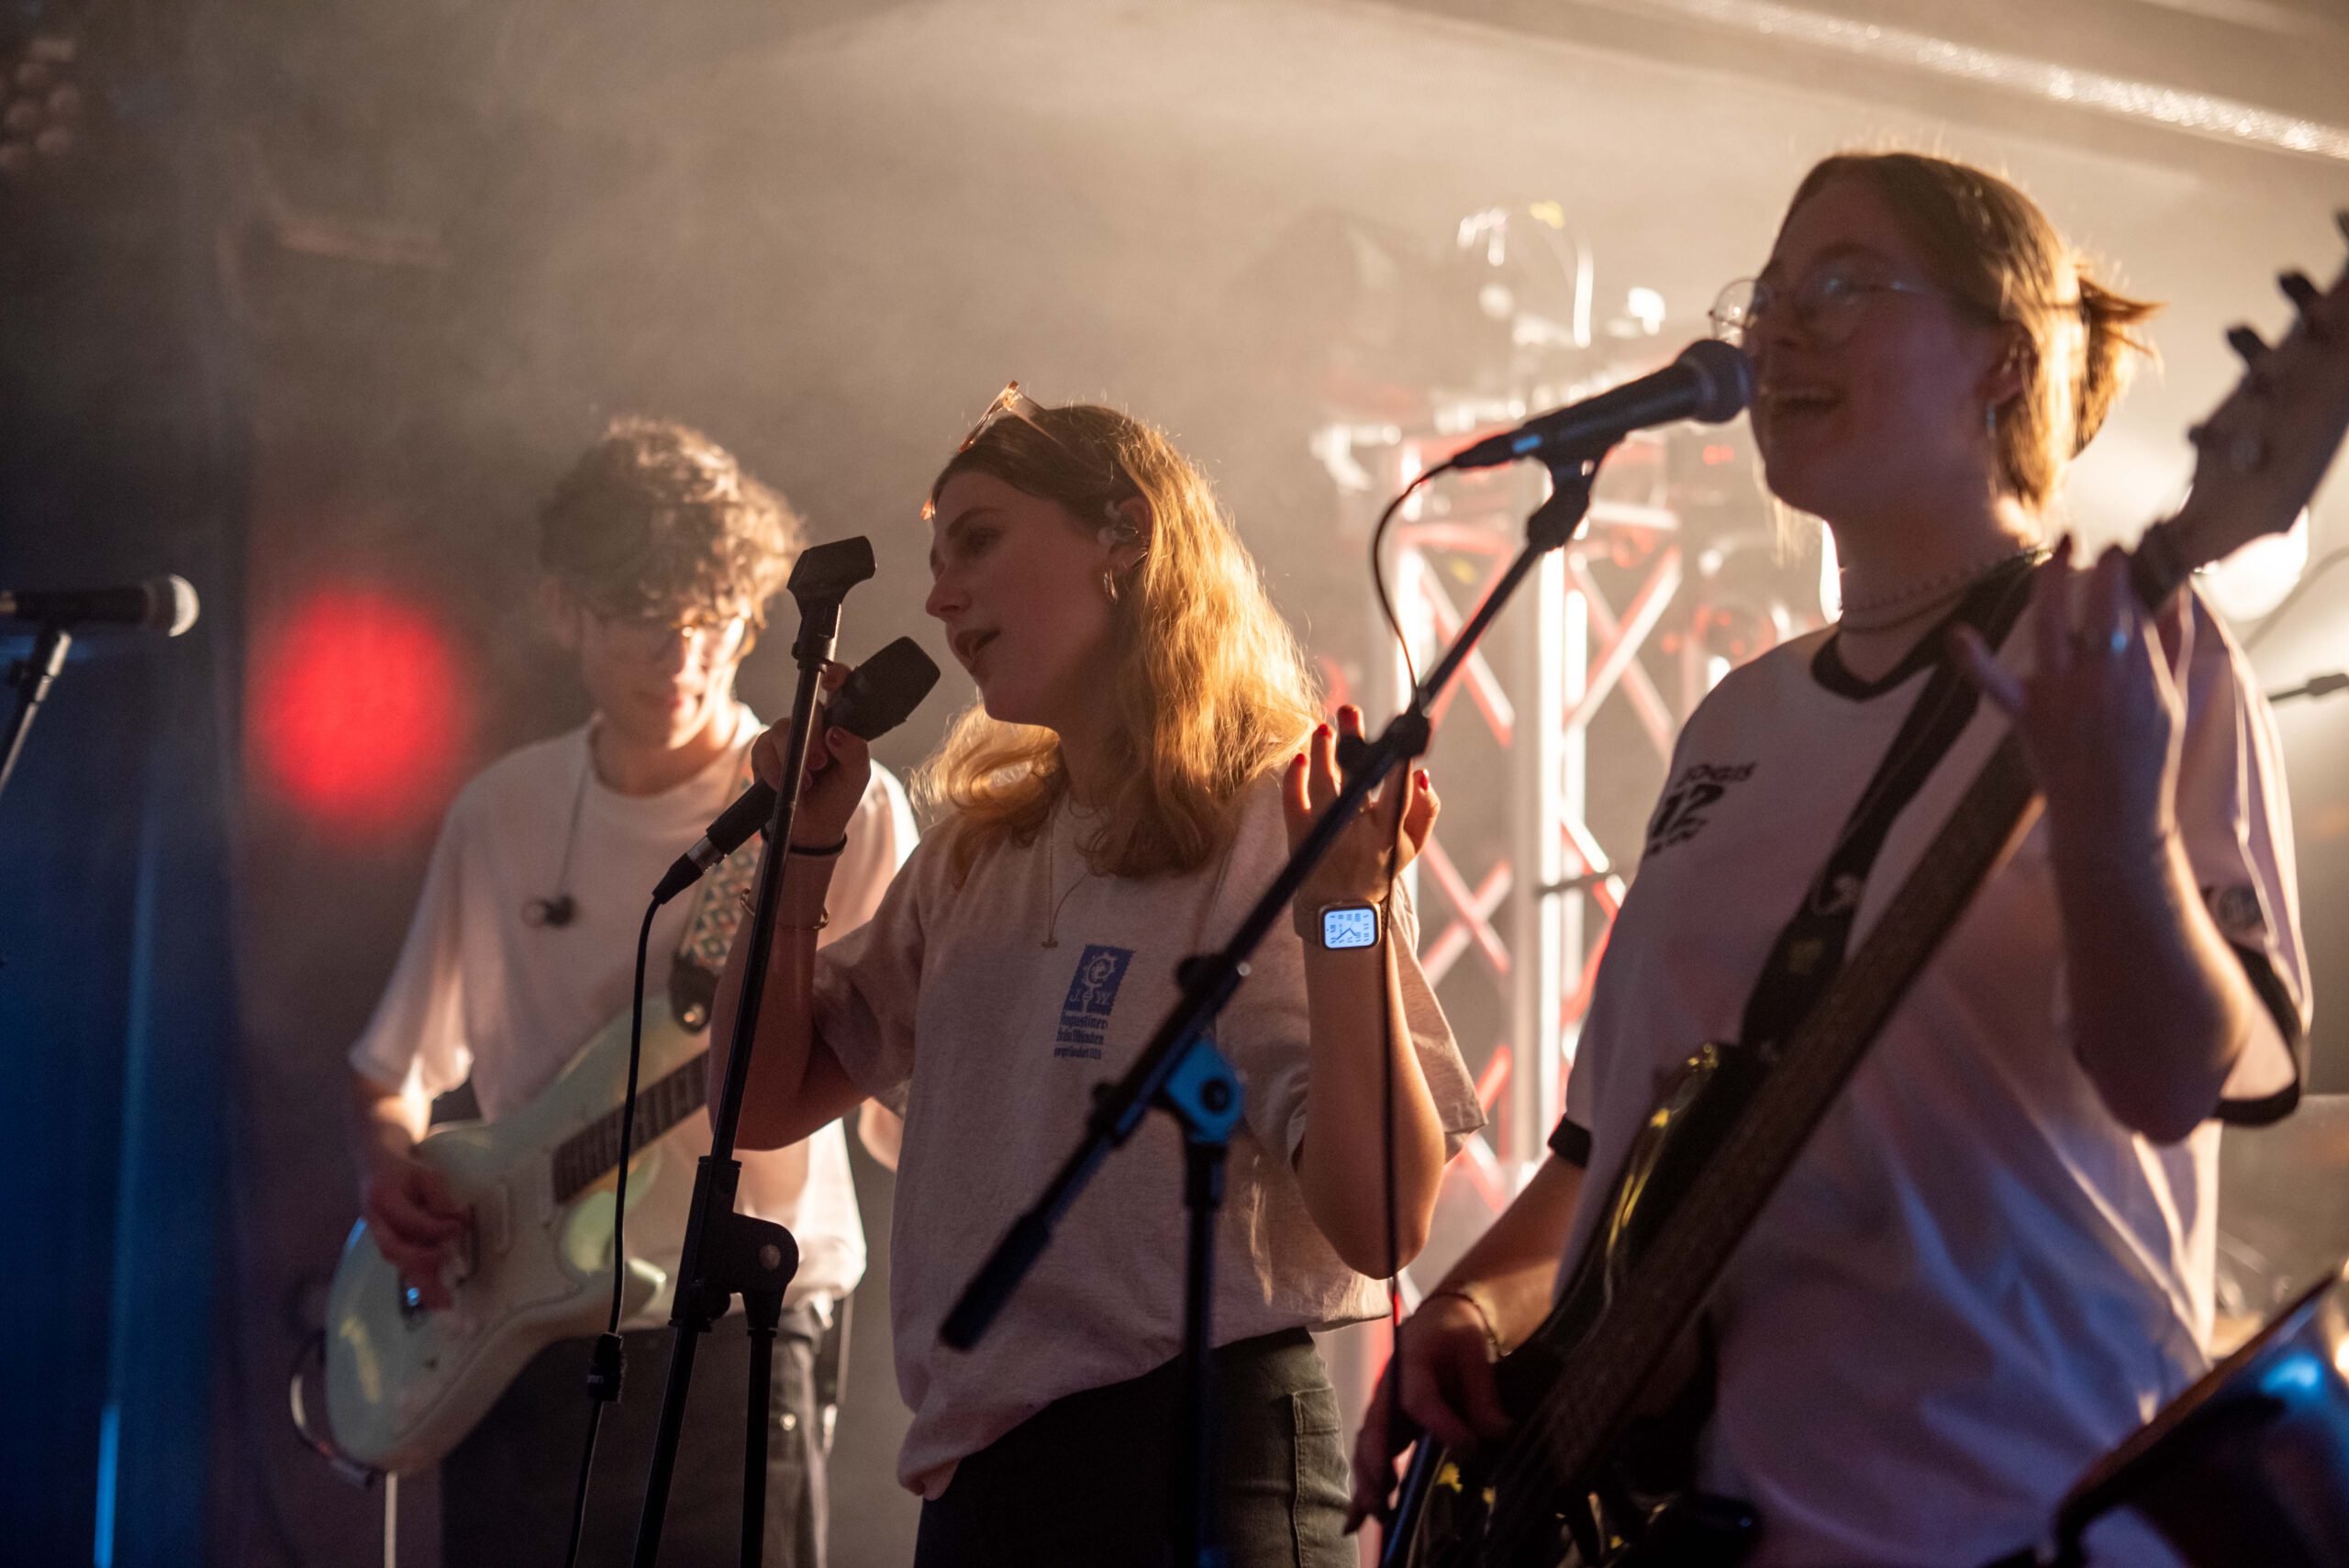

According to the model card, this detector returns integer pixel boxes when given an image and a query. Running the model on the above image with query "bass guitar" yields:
[1387,231,2349,1566]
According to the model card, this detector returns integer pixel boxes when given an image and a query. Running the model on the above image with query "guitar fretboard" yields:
[550,1051,710,1206]
[1486,531,2195,1550]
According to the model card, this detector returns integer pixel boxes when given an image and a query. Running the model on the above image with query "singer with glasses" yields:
[711,384,1485,1565]
[1351,150,2338,1563]
[343,417,914,1568]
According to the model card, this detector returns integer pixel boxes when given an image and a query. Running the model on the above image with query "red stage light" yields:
[252,586,469,836]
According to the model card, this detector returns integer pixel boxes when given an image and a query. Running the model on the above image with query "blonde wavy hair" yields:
[917,396,1321,882]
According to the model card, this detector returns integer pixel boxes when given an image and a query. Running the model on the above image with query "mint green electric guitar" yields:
[323,1001,710,1473]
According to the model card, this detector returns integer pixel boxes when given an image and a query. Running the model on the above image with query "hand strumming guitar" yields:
[351,1074,468,1310]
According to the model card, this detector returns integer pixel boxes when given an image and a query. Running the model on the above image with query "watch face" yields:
[1322,905,1379,951]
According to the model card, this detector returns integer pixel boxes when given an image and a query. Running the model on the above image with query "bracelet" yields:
[1423,1283,1507,1359]
[788,834,848,857]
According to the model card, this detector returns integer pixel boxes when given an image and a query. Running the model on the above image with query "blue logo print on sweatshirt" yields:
[1055,944,1135,1060]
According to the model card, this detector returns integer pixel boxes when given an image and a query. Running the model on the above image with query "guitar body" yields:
[1393,1043,1763,1568]
[324,1000,709,1473]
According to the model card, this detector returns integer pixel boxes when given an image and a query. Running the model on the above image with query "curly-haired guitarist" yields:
[345,418,912,1568]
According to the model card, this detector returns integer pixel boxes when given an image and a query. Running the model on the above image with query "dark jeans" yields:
[913,1328,1351,1568]
[442,1306,828,1568]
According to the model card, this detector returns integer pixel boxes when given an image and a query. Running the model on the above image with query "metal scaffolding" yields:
[1327,422,1698,1228]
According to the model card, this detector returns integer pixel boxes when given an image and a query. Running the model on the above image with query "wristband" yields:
[788,834,848,857]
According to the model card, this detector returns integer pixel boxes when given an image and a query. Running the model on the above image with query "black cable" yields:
[562,897,661,1568]
[1369,460,1454,696]
[1364,457,1450,1518]
[230,1024,329,1565]
[2242,542,2349,651]
[562,1396,605,1568]
[607,899,661,1332]
[1380,806,1404,1488]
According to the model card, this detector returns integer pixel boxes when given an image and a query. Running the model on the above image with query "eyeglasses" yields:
[927,381,1127,519]
[587,606,747,663]
[1709,267,1970,349]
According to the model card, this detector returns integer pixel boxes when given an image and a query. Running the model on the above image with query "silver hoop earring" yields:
[1102,570,1119,605]
[1985,402,1999,440]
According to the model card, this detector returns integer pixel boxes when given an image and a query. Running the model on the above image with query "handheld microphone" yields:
[0,574,201,636]
[653,636,942,906]
[1448,339,1753,472]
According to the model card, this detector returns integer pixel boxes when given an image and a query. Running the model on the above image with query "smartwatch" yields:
[1311,901,1382,951]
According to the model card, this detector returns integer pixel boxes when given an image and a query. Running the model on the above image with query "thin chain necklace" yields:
[523,738,593,928]
[1837,540,2041,633]
[1040,796,1097,950]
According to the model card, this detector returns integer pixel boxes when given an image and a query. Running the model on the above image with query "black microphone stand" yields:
[0,621,72,806]
[628,537,875,1568]
[940,450,1604,1567]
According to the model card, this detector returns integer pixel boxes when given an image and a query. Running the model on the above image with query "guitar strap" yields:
[1734,555,2039,1057]
[667,740,764,1033]
[1496,563,2043,1550]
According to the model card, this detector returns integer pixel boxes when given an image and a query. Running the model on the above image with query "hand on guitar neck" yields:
[1950,219,2349,802]
[1945,226,2349,1143]
[1950,219,2349,808]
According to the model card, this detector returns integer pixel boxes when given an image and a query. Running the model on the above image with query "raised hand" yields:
[1281,705,1438,916]
[749,661,872,850]
[1958,217,2349,847]
[1951,537,2187,853]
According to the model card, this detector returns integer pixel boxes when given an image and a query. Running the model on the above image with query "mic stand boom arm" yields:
[939,450,1603,1566]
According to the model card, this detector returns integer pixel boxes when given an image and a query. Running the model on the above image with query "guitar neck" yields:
[550,1050,710,1206]
[1513,527,2199,1502]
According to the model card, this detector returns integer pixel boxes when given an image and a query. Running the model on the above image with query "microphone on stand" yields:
[653,635,941,906]
[1447,339,1753,472]
[0,574,201,636]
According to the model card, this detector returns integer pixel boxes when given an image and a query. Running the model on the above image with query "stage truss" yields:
[1323,415,1797,1241]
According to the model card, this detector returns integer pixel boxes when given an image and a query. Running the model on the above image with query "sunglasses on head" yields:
[926,382,1129,520]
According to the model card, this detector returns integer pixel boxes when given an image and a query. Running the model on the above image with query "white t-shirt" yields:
[1556,585,2307,1566]
[811,773,1486,1497]
[349,702,916,1317]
